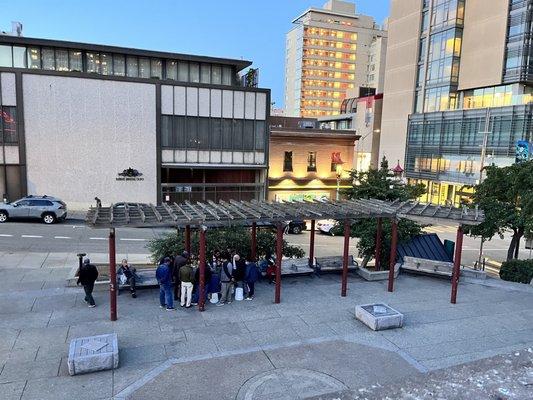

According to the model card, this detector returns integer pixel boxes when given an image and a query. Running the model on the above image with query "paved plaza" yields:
[0,252,532,399]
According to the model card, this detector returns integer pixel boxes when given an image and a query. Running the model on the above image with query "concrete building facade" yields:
[380,0,533,205]
[0,36,269,209]
[284,0,387,117]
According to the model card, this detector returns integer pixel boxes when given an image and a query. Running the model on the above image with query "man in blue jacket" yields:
[156,257,174,310]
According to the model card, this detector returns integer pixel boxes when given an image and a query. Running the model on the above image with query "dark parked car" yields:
[286,220,306,234]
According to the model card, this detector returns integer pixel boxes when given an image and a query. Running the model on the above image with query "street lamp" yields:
[335,163,343,201]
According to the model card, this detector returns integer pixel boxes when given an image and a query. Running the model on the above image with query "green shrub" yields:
[147,225,305,263]
[499,259,533,284]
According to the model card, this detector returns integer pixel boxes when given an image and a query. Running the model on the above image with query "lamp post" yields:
[335,164,343,201]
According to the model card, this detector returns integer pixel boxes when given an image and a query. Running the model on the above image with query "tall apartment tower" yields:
[380,0,532,206]
[284,0,387,117]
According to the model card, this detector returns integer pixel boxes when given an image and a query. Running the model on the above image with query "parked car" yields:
[317,219,338,235]
[0,195,67,224]
[286,220,306,234]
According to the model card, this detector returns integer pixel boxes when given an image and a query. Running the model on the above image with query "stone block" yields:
[357,263,400,281]
[68,333,118,375]
[355,303,404,331]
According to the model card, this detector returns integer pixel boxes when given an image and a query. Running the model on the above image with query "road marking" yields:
[120,238,146,242]
[0,234,13,237]
[54,236,72,239]
[89,237,107,240]
[21,235,43,238]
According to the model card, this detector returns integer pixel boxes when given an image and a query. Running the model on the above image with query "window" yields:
[151,59,162,78]
[190,63,200,83]
[100,53,111,75]
[42,48,55,70]
[187,118,198,149]
[307,152,317,172]
[233,119,244,150]
[283,152,293,172]
[222,119,233,149]
[167,60,178,80]
[211,119,221,149]
[211,65,221,84]
[55,49,69,71]
[200,63,211,84]
[0,45,12,67]
[161,115,173,147]
[27,47,40,69]
[85,52,99,73]
[244,120,254,150]
[126,56,138,77]
[1,106,18,143]
[178,61,189,81]
[69,50,82,71]
[198,118,210,150]
[222,66,233,85]
[139,58,150,78]
[173,116,186,148]
[12,46,26,68]
[113,54,126,76]
[255,121,265,150]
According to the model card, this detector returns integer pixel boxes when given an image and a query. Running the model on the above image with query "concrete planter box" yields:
[68,333,119,375]
[355,303,404,331]
[357,263,400,281]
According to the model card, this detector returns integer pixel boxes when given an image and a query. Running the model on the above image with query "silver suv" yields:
[0,195,67,224]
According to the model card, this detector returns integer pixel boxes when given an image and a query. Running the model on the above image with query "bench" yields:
[401,256,453,278]
[280,258,314,276]
[117,268,158,293]
[314,255,358,275]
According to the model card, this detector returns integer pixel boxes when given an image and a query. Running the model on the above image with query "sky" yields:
[0,0,390,107]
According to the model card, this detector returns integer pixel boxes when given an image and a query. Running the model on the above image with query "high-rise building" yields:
[380,0,532,206]
[284,0,387,117]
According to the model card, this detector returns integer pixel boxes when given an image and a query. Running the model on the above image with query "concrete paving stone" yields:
[34,343,69,361]
[292,323,337,339]
[0,357,61,383]
[112,360,161,395]
[48,307,111,328]
[238,306,281,322]
[0,297,36,314]
[129,350,273,400]
[15,326,69,348]
[0,381,26,400]
[212,333,258,352]
[31,294,77,312]
[164,337,218,360]
[254,326,299,348]
[0,328,20,352]
[265,340,420,389]
[244,315,308,333]
[185,321,248,338]
[21,370,113,400]
[298,308,354,326]
[119,344,167,366]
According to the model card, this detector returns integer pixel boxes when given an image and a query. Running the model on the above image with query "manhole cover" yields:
[236,368,348,400]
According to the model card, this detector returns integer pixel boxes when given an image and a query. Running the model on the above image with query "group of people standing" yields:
[156,249,262,311]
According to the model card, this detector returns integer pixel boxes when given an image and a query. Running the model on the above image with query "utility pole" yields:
[476,108,491,269]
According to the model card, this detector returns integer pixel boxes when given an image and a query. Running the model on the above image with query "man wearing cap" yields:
[156,257,175,310]
[77,258,99,308]
[172,251,190,301]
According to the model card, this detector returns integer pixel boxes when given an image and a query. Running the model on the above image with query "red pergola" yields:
[86,199,484,321]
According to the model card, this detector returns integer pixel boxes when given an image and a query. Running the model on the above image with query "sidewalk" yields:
[0,255,532,399]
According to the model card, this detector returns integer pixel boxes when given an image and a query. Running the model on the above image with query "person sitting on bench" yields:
[117,259,138,298]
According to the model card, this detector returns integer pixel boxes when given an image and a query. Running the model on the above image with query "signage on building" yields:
[515,140,530,163]
[116,168,144,181]
[175,186,192,193]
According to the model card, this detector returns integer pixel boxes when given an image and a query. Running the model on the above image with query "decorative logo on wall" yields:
[116,167,144,181]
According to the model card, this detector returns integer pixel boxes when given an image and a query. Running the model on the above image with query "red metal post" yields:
[109,228,117,321]
[275,222,283,304]
[451,225,464,304]
[251,222,257,261]
[198,226,206,312]
[309,220,316,268]
[375,217,383,271]
[387,219,398,293]
[341,218,350,297]
[185,225,191,253]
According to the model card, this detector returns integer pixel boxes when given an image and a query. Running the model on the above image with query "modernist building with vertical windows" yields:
[380,0,532,205]
[0,35,269,208]
[284,0,387,117]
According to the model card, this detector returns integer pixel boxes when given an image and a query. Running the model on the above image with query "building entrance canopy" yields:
[86,199,484,229]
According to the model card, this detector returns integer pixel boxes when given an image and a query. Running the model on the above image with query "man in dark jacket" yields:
[156,257,174,310]
[172,251,189,300]
[77,258,98,307]
[245,257,260,300]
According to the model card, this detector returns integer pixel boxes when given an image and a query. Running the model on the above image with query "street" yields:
[0,216,530,269]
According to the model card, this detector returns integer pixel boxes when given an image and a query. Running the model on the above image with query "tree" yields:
[336,157,426,268]
[469,161,533,261]
[147,225,305,263]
